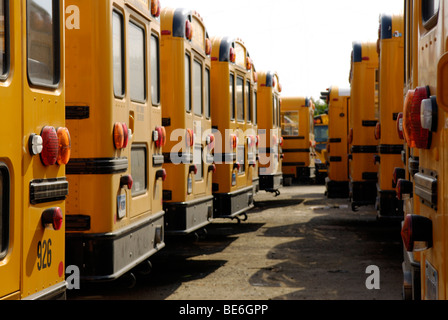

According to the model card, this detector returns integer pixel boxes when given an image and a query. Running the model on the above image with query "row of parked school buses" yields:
[322,0,448,300]
[0,0,285,299]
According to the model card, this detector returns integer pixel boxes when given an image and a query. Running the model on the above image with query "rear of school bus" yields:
[250,63,259,193]
[210,36,255,221]
[64,0,165,282]
[257,71,283,195]
[313,113,328,184]
[160,7,214,235]
[400,0,448,300]
[375,13,405,219]
[0,0,69,299]
[348,41,379,211]
[398,0,421,300]
[323,86,351,198]
[280,96,315,183]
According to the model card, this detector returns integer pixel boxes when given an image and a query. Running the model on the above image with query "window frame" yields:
[128,19,146,104]
[0,163,10,260]
[0,0,10,81]
[130,145,148,197]
[112,9,125,98]
[26,0,61,89]
[150,33,160,106]
[193,59,203,116]
[185,53,191,112]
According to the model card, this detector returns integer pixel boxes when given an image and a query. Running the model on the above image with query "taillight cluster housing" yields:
[114,122,129,150]
[402,86,436,149]
[153,126,167,148]
[29,126,71,166]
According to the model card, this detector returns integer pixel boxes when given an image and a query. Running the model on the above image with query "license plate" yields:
[425,260,438,300]
[117,194,126,219]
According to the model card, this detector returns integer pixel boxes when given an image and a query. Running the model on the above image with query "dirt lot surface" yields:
[67,184,404,301]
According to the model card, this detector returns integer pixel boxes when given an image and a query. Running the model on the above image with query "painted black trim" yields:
[283,162,306,166]
[218,37,234,62]
[283,136,305,140]
[362,120,378,127]
[329,138,342,143]
[66,215,91,231]
[351,145,378,153]
[172,8,191,38]
[0,163,10,260]
[163,152,193,164]
[329,156,342,162]
[378,144,404,154]
[66,157,128,174]
[353,42,362,62]
[381,14,392,39]
[282,148,310,153]
[66,106,90,119]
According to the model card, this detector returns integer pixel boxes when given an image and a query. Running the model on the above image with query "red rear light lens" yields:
[392,167,406,188]
[186,128,194,147]
[40,126,58,166]
[185,20,193,40]
[403,87,431,149]
[156,168,167,181]
[205,38,212,56]
[41,207,63,231]
[155,126,166,148]
[229,47,236,63]
[396,179,413,200]
[151,0,160,17]
[401,214,433,252]
[374,122,381,140]
[114,122,124,149]
[120,175,133,189]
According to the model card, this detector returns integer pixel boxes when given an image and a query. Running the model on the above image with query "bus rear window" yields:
[281,111,299,136]
[0,0,8,78]
[27,0,60,87]
[236,77,244,122]
[131,146,147,197]
[0,164,10,260]
[128,21,146,103]
[422,0,439,29]
[150,35,160,105]
[113,11,124,97]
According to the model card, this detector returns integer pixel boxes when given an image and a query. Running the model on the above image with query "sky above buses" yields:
[163,0,404,101]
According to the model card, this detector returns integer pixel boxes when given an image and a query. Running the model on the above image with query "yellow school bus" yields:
[313,113,328,184]
[348,41,379,211]
[160,7,214,235]
[398,0,422,300]
[257,70,283,195]
[210,36,255,221]
[64,0,165,283]
[1,0,68,299]
[322,86,351,198]
[248,58,259,194]
[399,0,448,300]
[280,96,315,183]
[375,13,405,219]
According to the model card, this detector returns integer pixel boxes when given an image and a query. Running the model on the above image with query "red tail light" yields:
[40,126,59,166]
[229,47,236,63]
[403,87,431,149]
[396,179,413,200]
[41,207,63,231]
[279,136,284,147]
[154,126,166,148]
[151,0,160,17]
[401,214,433,252]
[246,57,252,71]
[120,175,133,189]
[374,122,381,140]
[114,122,129,149]
[186,128,194,147]
[396,112,404,140]
[189,165,197,175]
[156,168,167,181]
[392,167,405,188]
[233,162,240,171]
[208,164,216,173]
[256,135,260,147]
[185,20,193,41]
[205,38,212,56]
[230,134,238,150]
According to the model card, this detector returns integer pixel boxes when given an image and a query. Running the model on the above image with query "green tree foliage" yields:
[312,97,328,116]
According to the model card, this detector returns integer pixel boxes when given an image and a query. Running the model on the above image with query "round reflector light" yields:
[41,207,63,231]
[40,126,58,166]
